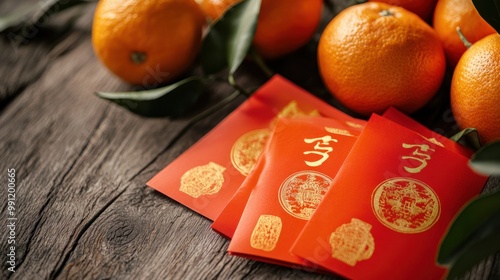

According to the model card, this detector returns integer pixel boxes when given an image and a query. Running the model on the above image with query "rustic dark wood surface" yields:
[1,1,499,279]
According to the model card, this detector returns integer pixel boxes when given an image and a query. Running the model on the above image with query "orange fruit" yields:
[368,0,438,22]
[433,0,496,68]
[318,2,446,116]
[92,0,205,85]
[198,0,323,59]
[197,0,236,20]
[451,34,500,144]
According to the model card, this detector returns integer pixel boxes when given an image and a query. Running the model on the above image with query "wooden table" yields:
[1,1,499,279]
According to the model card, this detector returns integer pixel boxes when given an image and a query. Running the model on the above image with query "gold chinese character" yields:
[402,143,435,173]
[304,136,338,167]
[417,134,445,147]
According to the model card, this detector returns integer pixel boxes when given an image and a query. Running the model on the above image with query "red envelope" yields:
[291,114,488,279]
[212,115,365,239]
[225,117,362,268]
[382,107,472,157]
[147,75,365,220]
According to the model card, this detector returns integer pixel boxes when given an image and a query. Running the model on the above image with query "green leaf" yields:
[200,25,227,76]
[34,0,95,25]
[0,4,39,32]
[0,0,94,33]
[438,191,500,263]
[201,0,261,76]
[450,128,482,150]
[469,141,500,175]
[472,0,500,34]
[95,77,205,118]
[445,221,500,279]
[225,0,261,75]
[439,141,500,277]
[437,191,500,279]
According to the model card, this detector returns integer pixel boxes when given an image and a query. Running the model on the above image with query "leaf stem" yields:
[188,89,243,124]
[456,27,472,49]
[251,49,274,78]
[228,75,251,97]
[157,90,245,157]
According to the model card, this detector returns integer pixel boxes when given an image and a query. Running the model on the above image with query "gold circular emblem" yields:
[230,129,271,176]
[372,178,440,234]
[279,171,333,220]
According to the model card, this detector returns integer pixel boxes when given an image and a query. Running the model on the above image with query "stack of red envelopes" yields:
[147,76,488,279]
[147,75,365,220]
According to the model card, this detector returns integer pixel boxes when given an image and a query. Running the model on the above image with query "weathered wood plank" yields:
[0,4,301,280]
[0,4,249,279]
[0,2,89,108]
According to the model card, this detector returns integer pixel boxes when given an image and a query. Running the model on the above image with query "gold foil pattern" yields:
[346,121,363,129]
[329,218,375,266]
[231,101,321,176]
[325,127,355,137]
[180,162,226,198]
[269,101,320,128]
[250,215,282,252]
[279,171,333,220]
[231,129,271,176]
[275,100,320,120]
[372,178,440,234]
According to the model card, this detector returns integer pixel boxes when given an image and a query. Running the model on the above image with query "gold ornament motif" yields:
[179,162,226,198]
[231,129,271,176]
[372,178,440,234]
[325,127,355,137]
[329,218,375,266]
[250,215,282,252]
[270,100,320,127]
[346,121,363,129]
[279,171,333,220]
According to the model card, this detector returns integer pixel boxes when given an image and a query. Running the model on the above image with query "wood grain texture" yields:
[0,1,498,279]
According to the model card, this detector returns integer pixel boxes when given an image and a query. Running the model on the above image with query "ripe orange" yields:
[92,0,205,86]
[368,0,438,22]
[451,34,500,144]
[198,0,323,59]
[433,0,496,68]
[318,2,446,116]
[198,0,236,20]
